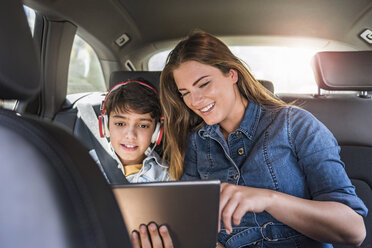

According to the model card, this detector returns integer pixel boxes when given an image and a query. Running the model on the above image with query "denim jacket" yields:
[90,148,170,183]
[182,102,368,248]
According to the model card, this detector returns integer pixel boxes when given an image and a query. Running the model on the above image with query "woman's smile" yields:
[199,102,215,114]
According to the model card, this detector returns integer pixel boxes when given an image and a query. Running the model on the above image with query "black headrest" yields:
[109,71,161,90]
[311,51,372,91]
[0,0,40,100]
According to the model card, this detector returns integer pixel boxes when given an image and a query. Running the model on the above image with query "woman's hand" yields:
[219,183,366,246]
[218,183,273,234]
[216,242,225,248]
[131,223,174,248]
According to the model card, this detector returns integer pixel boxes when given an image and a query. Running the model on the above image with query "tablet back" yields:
[112,180,220,248]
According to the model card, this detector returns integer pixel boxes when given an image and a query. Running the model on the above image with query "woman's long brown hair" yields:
[160,31,289,180]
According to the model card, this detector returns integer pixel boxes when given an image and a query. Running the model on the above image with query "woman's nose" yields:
[190,91,204,107]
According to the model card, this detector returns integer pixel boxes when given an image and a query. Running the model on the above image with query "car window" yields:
[148,46,319,94]
[67,35,106,94]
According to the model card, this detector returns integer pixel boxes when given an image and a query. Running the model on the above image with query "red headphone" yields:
[98,81,164,148]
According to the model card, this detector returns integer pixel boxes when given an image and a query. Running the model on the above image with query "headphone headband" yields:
[101,80,158,115]
[99,80,163,147]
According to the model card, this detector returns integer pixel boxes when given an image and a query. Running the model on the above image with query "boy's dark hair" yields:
[105,77,161,121]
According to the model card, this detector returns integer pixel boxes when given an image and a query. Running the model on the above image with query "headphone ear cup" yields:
[103,115,110,138]
[151,122,161,144]
[99,115,105,138]
[99,114,109,138]
[156,123,163,145]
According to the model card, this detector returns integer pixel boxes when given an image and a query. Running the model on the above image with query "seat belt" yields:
[76,103,128,184]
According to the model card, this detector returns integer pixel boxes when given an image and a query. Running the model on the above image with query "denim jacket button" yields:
[234,173,239,180]
[238,147,244,155]
[236,131,242,137]
[252,241,260,246]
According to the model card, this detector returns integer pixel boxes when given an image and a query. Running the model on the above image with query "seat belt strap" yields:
[76,103,111,154]
[76,103,128,184]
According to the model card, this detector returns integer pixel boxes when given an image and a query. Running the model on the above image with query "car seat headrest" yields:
[311,51,372,91]
[257,79,274,93]
[0,0,40,101]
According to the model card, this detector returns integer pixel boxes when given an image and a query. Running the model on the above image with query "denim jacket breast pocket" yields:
[194,137,235,182]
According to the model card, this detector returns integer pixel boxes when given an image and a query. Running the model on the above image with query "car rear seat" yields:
[279,51,372,248]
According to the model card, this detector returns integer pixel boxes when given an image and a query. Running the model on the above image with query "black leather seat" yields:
[279,51,372,248]
[0,1,131,247]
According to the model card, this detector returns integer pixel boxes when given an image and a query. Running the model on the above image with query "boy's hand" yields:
[131,223,173,248]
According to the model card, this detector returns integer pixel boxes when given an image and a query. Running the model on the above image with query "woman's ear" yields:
[228,69,239,84]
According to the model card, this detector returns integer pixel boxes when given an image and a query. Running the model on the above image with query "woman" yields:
[159,31,367,247]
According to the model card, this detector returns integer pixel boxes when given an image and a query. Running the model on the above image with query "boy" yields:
[91,79,169,183]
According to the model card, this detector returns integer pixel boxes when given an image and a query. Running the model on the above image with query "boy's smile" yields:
[121,144,138,151]
[108,109,156,166]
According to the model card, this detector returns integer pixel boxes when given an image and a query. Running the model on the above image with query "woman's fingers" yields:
[159,225,174,248]
[216,242,225,248]
[218,183,232,232]
[232,203,246,226]
[221,198,239,234]
[219,183,239,234]
[219,184,271,235]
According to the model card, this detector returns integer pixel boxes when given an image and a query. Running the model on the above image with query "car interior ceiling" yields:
[1,0,371,247]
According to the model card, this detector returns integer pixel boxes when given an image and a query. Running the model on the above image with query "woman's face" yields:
[173,60,246,132]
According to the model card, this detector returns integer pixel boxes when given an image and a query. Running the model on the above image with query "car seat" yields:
[280,51,372,248]
[0,1,132,247]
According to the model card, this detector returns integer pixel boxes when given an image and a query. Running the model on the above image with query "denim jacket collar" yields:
[198,101,262,141]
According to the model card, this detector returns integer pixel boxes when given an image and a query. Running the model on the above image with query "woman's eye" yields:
[180,92,190,98]
[200,81,210,88]
[115,122,124,126]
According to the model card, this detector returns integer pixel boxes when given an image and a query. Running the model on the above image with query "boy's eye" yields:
[139,124,150,128]
[115,122,125,126]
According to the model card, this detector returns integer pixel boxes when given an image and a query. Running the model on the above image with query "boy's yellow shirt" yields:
[123,163,143,177]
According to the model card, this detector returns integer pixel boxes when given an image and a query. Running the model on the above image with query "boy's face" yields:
[108,109,156,166]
